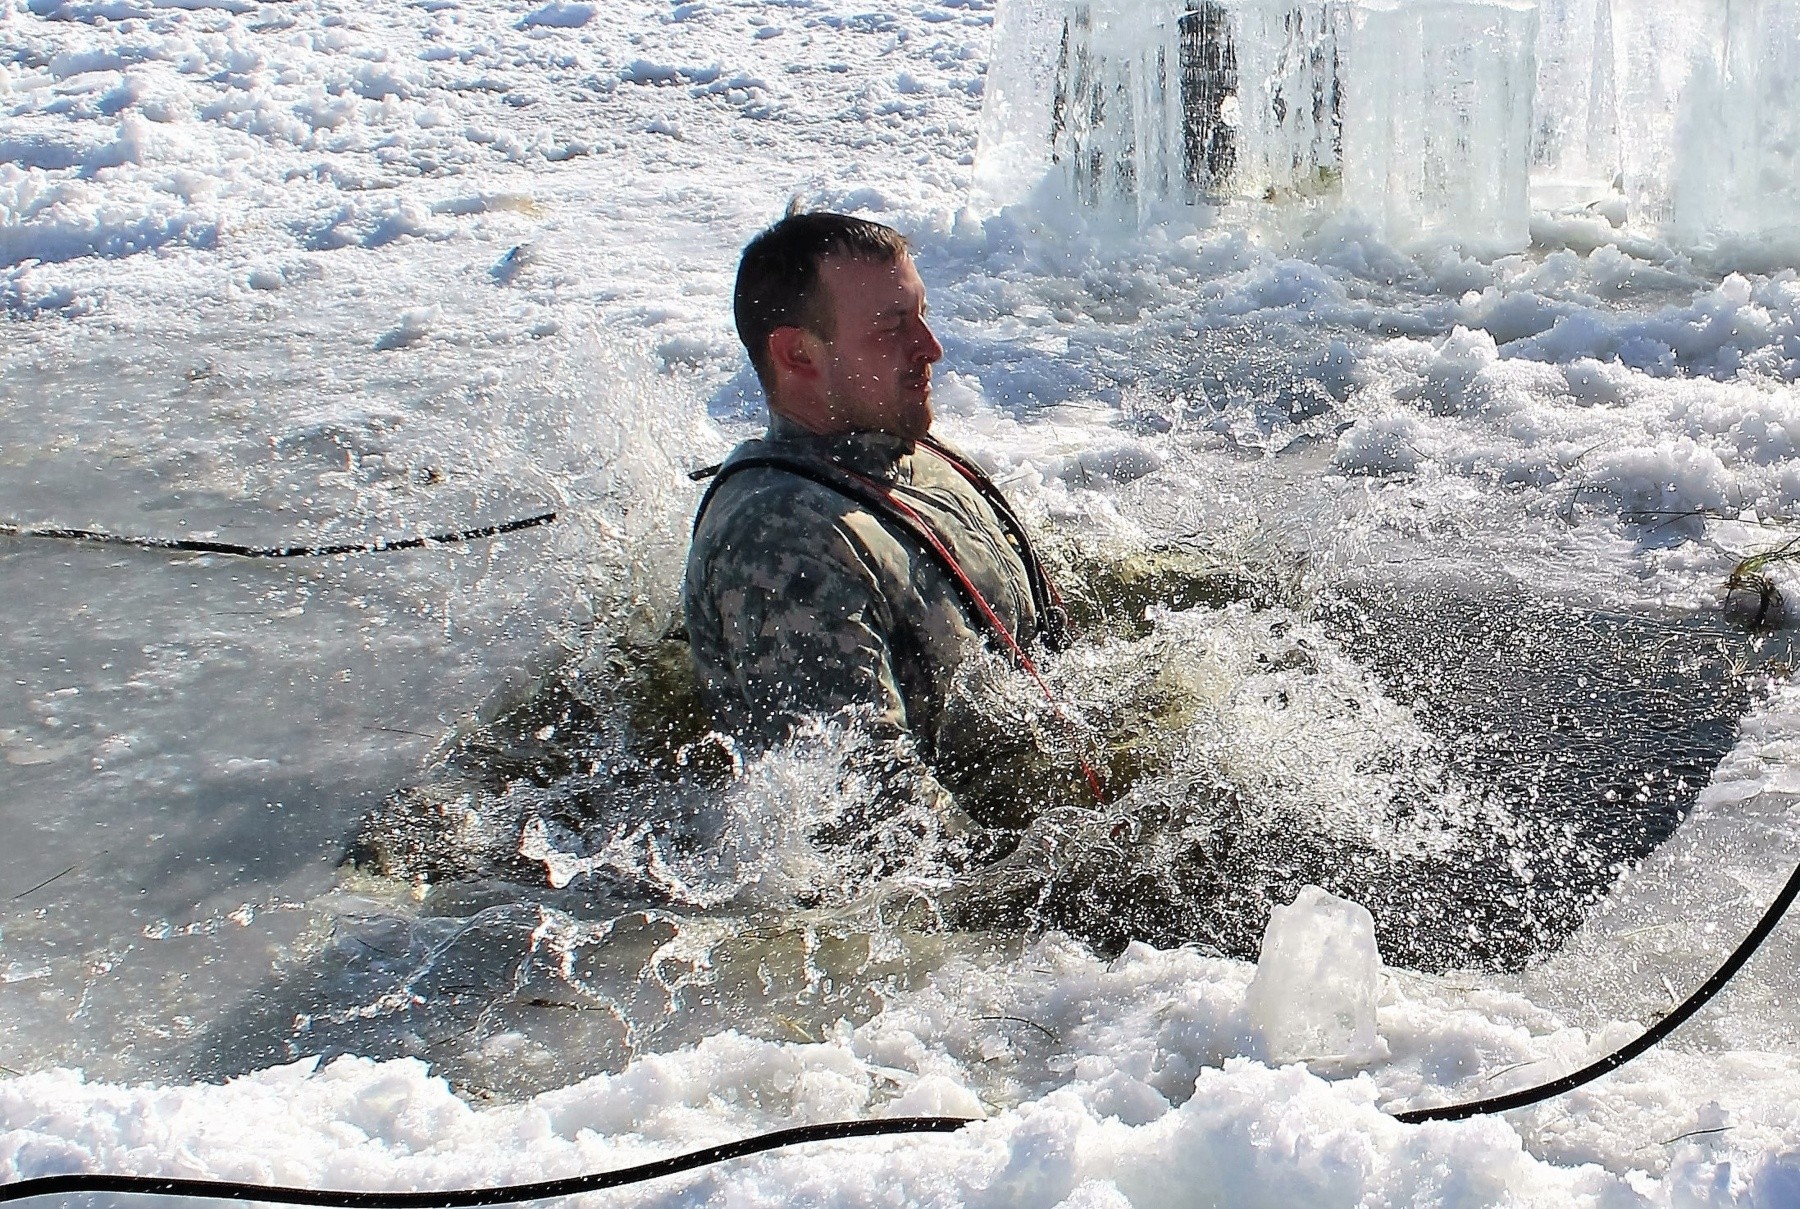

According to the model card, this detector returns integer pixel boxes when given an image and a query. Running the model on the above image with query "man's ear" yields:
[768,326,823,381]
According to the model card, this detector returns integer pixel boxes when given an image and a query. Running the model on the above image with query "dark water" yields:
[185,576,1794,1091]
[1314,584,1792,969]
[353,579,1789,982]
[949,577,1792,973]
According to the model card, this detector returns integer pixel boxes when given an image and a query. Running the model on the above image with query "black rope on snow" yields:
[0,511,558,560]
[1397,856,1800,1124]
[0,834,1794,1205]
[4,856,1794,1204]
[0,1117,975,1207]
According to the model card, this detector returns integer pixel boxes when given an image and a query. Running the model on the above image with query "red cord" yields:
[839,467,1108,804]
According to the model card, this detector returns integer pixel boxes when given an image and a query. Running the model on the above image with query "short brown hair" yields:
[733,211,910,391]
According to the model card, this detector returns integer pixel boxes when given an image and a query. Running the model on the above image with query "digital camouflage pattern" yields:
[683,414,1041,835]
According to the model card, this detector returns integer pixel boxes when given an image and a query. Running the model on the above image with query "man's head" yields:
[734,211,944,442]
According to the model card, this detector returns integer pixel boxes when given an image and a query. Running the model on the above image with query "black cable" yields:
[1397,855,1800,1123]
[0,511,557,559]
[0,1116,974,1207]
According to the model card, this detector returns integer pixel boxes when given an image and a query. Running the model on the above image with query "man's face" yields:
[810,253,944,441]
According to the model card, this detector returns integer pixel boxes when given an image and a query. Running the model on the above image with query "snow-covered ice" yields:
[7,0,1800,1204]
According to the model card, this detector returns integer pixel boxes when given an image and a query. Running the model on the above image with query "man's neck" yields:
[764,412,916,479]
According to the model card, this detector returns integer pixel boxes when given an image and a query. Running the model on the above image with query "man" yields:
[682,211,1086,846]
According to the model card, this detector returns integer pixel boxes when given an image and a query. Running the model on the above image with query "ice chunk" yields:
[1529,0,1619,208]
[1047,0,1191,219]
[1191,0,1347,204]
[1612,0,1800,257]
[973,0,1079,212]
[1339,0,1538,254]
[1244,884,1382,1061]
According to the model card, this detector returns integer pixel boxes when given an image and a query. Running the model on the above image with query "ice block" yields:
[1610,0,1724,232]
[1339,0,1538,253]
[976,0,1350,220]
[1611,0,1800,256]
[1529,0,1619,208]
[1049,0,1190,218]
[1197,0,1348,204]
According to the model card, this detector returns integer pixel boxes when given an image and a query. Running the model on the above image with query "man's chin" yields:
[900,398,933,442]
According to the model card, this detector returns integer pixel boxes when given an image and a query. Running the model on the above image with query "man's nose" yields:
[911,317,944,365]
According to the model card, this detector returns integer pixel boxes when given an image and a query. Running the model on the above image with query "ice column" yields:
[1195,1,1347,203]
[977,0,1349,219]
[1529,0,1619,207]
[1339,0,1538,254]
[1610,0,1724,232]
[1614,0,1800,255]
[1049,0,1190,219]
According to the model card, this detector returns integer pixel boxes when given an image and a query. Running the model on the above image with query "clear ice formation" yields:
[976,0,1800,260]
[1614,0,1800,258]
[1048,0,1190,216]
[1529,0,1616,206]
[978,0,1351,220]
[1340,0,1537,253]
[1244,885,1383,1062]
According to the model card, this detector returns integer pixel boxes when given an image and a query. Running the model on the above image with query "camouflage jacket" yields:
[682,415,1039,794]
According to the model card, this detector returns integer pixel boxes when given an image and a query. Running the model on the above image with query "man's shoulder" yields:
[688,441,888,575]
[697,445,862,535]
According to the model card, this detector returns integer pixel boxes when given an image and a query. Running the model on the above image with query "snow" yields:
[6,0,1800,1204]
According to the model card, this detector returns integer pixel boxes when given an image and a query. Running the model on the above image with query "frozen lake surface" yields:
[8,0,1800,1204]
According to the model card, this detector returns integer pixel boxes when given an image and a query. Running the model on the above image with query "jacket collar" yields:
[764,412,915,484]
